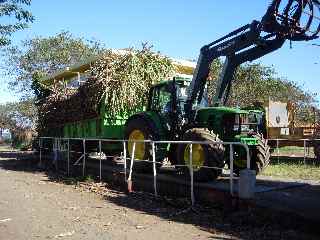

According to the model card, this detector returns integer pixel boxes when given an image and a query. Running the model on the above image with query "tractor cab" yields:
[146,78,260,144]
[146,77,193,130]
[147,77,192,113]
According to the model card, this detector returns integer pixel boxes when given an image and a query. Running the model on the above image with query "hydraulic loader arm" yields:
[185,0,320,119]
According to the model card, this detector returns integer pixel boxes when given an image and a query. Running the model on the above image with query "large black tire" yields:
[176,129,225,182]
[124,117,163,173]
[253,134,271,174]
[232,134,270,175]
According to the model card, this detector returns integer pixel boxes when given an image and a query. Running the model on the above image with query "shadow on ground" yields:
[0,147,319,240]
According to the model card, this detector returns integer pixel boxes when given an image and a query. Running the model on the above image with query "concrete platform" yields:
[52,155,320,222]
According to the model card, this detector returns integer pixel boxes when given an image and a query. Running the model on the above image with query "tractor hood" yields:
[195,106,248,129]
[195,107,248,120]
[194,107,250,140]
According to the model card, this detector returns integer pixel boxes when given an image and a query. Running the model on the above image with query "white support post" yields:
[277,139,280,164]
[123,141,127,181]
[245,144,250,170]
[128,142,135,182]
[99,140,102,181]
[189,144,195,206]
[82,139,86,177]
[127,142,135,193]
[239,143,256,200]
[67,139,70,176]
[229,144,234,196]
[152,142,158,197]
[304,139,306,165]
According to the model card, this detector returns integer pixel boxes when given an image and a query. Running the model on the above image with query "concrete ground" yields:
[255,175,320,222]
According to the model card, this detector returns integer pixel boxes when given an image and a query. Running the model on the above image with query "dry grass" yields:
[262,162,320,181]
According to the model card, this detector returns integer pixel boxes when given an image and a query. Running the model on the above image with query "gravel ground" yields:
[0,145,318,240]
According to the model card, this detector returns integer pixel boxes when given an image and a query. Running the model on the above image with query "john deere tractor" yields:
[122,0,319,180]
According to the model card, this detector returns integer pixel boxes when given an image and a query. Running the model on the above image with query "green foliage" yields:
[91,46,174,121]
[3,31,104,98]
[0,103,15,130]
[0,0,33,46]
[208,61,317,123]
[0,100,35,149]
[31,72,51,105]
[0,100,36,130]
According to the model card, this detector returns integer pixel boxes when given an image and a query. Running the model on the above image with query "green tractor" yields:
[59,0,318,181]
[122,76,270,181]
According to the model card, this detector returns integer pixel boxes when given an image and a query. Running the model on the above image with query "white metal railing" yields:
[37,137,252,206]
[268,138,320,164]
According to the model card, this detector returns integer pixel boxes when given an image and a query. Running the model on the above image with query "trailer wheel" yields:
[124,117,162,173]
[176,129,225,182]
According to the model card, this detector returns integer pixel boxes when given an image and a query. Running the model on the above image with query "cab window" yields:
[150,85,172,113]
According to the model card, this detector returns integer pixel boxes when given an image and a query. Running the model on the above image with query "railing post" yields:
[304,139,306,165]
[245,144,250,170]
[277,139,280,164]
[82,139,86,177]
[127,142,136,193]
[152,142,158,197]
[99,140,102,181]
[67,139,70,176]
[229,144,234,196]
[123,141,127,181]
[189,143,195,206]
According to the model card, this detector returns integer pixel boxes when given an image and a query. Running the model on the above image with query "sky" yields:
[0,0,319,104]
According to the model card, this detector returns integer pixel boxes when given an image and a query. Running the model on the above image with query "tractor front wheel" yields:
[232,134,270,175]
[313,142,320,161]
[253,134,271,174]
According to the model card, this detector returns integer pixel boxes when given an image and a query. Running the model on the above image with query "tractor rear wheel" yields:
[176,129,225,182]
[124,117,162,173]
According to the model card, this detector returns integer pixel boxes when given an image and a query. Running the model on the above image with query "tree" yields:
[0,100,36,147]
[0,100,35,130]
[207,61,317,124]
[2,32,104,136]
[3,31,104,98]
[0,0,34,46]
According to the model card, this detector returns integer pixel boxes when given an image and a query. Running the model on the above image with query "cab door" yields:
[148,83,176,132]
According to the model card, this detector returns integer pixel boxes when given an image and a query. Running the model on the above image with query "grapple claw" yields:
[262,0,320,40]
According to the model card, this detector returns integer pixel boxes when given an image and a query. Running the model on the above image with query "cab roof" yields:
[199,106,249,114]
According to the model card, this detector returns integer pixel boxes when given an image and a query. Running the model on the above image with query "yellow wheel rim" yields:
[184,144,205,171]
[128,130,145,160]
